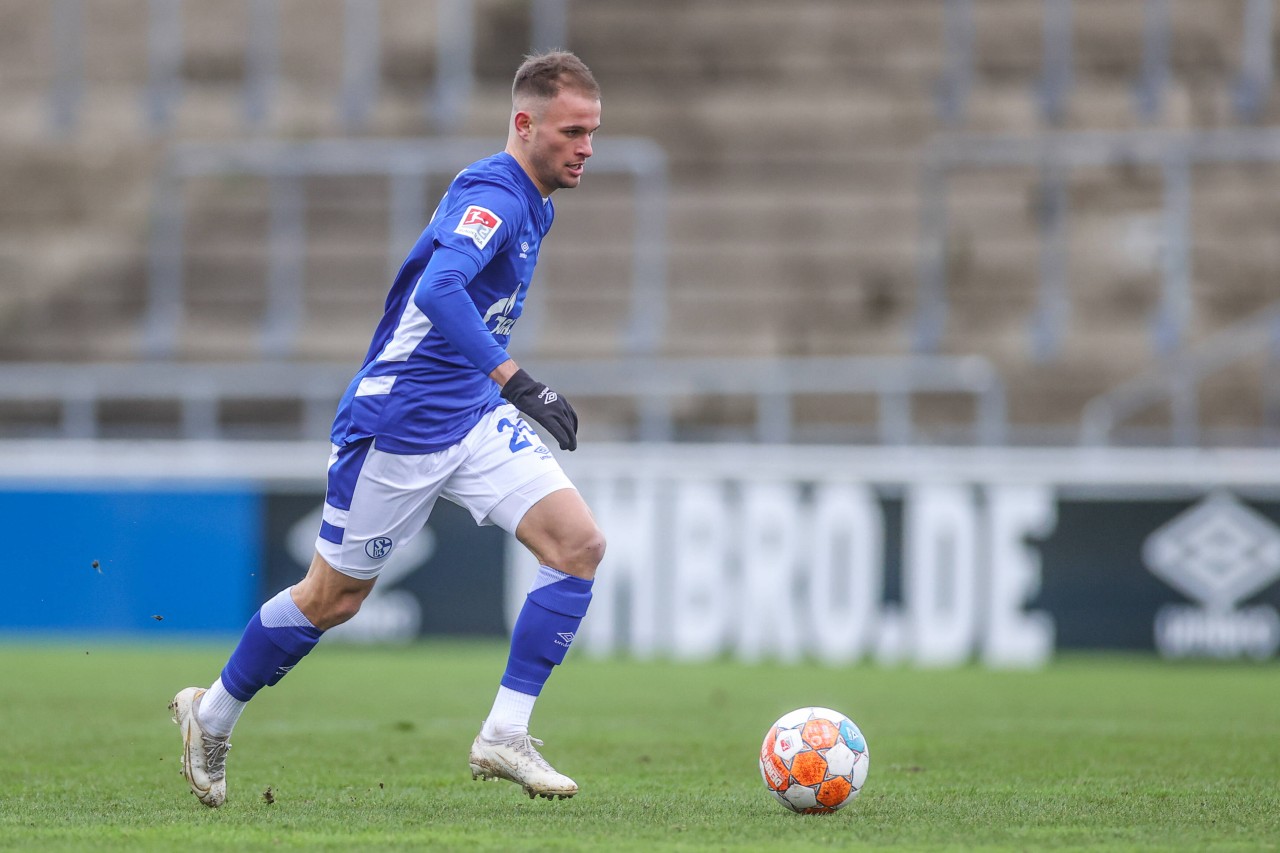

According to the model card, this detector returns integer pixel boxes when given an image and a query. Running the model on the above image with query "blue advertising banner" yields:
[5,487,261,635]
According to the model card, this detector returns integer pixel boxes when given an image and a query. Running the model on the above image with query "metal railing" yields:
[144,136,669,359]
[1080,302,1280,447]
[916,126,1280,363]
[1134,0,1172,121]
[1036,0,1074,125]
[936,0,1273,126]
[44,0,1276,133]
[0,356,1008,446]
[49,0,568,135]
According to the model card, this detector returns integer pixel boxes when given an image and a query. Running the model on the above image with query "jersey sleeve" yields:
[431,178,524,270]
[412,249,509,375]
[410,179,527,376]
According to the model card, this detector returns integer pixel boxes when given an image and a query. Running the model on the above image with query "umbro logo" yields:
[1144,491,1280,610]
[1144,491,1280,659]
[539,388,559,404]
[555,631,575,648]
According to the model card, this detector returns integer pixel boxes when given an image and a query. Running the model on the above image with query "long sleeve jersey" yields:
[330,152,555,454]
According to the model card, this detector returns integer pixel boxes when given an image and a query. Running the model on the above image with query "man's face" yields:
[522,90,601,196]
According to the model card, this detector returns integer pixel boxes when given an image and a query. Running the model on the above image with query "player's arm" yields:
[411,249,579,451]
[411,248,509,375]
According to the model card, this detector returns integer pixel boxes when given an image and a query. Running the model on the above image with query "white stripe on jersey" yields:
[322,502,350,529]
[378,285,435,363]
[355,375,396,396]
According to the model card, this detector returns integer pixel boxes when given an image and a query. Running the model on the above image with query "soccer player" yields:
[170,50,605,807]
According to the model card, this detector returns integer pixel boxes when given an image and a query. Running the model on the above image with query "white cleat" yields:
[469,731,578,800]
[169,687,230,808]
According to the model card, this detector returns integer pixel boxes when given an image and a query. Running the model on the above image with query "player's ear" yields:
[513,110,534,140]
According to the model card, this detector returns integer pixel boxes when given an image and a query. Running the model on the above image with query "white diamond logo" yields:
[1143,492,1280,610]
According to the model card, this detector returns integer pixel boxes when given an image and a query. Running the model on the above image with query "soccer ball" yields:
[759,706,869,814]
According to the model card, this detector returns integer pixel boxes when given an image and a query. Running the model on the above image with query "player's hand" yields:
[500,368,579,451]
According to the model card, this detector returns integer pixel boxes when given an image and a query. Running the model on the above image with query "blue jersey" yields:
[330,152,554,454]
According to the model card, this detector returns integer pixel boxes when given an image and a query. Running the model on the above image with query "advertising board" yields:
[3,485,260,635]
[5,443,1278,665]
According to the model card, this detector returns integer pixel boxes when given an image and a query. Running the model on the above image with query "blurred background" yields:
[2,0,1279,665]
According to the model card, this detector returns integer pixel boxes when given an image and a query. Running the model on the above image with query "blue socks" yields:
[212,567,590,735]
[500,565,594,696]
[219,588,323,702]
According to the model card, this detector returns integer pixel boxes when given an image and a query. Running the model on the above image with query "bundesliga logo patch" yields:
[454,205,503,249]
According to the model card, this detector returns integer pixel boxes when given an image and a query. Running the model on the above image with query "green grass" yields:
[1,642,1277,851]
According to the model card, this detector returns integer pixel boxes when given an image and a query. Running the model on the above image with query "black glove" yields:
[500,368,579,451]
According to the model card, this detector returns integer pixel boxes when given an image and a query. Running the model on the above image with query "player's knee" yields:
[294,554,377,629]
[303,587,370,630]
[562,524,606,579]
[585,526,606,568]
[329,591,367,627]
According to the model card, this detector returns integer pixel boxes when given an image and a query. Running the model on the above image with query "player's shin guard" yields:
[219,588,323,702]
[500,565,593,696]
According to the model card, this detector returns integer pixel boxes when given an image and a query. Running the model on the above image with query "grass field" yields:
[1,642,1277,851]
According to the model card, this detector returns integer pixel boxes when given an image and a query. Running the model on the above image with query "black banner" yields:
[1040,496,1280,656]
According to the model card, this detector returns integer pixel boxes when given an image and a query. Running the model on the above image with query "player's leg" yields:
[445,405,605,798]
[469,487,604,799]
[170,552,368,807]
[169,437,378,808]
[488,487,603,733]
[171,438,447,807]
[198,551,376,735]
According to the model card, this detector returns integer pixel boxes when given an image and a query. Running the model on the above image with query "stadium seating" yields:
[1,0,1278,443]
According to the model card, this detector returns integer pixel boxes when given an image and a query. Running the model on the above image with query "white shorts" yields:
[315,403,575,580]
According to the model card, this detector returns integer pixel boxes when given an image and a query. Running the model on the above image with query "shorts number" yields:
[497,417,533,453]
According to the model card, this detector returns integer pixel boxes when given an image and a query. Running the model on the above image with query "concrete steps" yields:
[2,0,1280,439]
